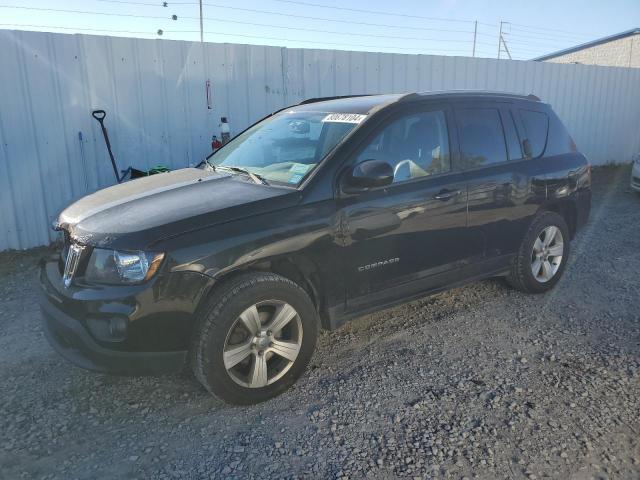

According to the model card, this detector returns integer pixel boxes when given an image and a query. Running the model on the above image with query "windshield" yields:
[211,111,364,185]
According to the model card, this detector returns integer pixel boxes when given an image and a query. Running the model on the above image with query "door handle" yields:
[433,189,461,200]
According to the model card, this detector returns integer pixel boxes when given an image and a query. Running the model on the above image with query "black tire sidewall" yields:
[519,212,571,293]
[196,276,318,405]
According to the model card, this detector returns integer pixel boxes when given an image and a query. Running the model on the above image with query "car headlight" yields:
[84,248,165,284]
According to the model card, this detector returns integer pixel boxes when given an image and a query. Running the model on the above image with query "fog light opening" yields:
[86,316,128,343]
[109,317,128,340]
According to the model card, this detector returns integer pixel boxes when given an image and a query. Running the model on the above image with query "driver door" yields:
[337,104,471,312]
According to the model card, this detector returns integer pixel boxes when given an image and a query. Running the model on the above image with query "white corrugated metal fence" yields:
[1,29,639,251]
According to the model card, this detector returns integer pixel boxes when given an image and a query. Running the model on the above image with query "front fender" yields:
[159,201,344,323]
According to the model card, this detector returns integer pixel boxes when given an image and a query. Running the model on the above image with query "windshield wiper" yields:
[215,165,269,185]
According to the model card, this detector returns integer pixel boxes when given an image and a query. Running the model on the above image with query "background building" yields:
[533,28,639,67]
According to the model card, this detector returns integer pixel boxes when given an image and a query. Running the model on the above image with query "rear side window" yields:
[545,111,577,156]
[519,109,549,158]
[456,108,508,168]
[504,111,524,161]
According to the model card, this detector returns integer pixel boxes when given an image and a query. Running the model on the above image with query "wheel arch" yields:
[198,256,329,330]
[537,198,578,239]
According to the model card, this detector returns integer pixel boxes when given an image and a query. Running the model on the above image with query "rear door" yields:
[455,101,547,267]
[337,104,471,312]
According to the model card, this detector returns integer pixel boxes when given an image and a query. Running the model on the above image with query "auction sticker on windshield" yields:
[289,163,311,174]
[322,113,367,124]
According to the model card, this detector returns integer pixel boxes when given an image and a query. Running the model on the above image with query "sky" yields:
[0,0,639,60]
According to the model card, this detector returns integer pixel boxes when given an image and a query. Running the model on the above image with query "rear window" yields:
[456,108,508,168]
[519,109,549,158]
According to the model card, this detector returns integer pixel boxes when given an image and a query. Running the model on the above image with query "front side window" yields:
[457,108,508,168]
[355,110,451,184]
[519,109,549,158]
[212,111,361,185]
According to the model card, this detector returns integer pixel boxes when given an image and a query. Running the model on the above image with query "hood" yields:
[57,168,299,250]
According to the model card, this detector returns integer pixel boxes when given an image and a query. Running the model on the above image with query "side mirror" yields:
[523,139,533,158]
[345,159,394,190]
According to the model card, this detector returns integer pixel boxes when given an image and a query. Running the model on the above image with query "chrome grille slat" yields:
[63,244,85,288]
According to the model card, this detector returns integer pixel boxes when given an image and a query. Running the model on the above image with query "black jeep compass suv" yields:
[39,92,591,404]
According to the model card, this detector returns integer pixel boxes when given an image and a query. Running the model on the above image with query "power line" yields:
[197,17,485,43]
[0,1,579,59]
[95,0,498,38]
[0,20,478,54]
[269,0,490,26]
[500,36,578,50]
[507,22,603,38]
[5,0,593,58]
[500,27,596,51]
[503,44,555,54]
[95,0,497,27]
[509,26,590,39]
[0,2,482,36]
[189,29,476,53]
[505,33,588,46]
[0,23,158,35]
[95,0,171,6]
[500,36,565,46]
[106,0,494,42]
[185,2,483,34]
[505,27,596,42]
[95,0,501,38]
[0,4,174,20]
[507,47,553,55]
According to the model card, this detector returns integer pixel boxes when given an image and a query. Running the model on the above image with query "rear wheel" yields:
[191,273,318,405]
[507,211,570,294]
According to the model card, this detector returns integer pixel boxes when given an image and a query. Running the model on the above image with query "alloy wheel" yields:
[222,301,303,388]
[531,225,564,283]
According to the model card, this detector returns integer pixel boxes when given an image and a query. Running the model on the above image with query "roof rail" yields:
[413,90,542,102]
[298,94,371,105]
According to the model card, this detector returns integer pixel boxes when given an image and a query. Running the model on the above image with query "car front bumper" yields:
[39,256,213,375]
[40,294,187,375]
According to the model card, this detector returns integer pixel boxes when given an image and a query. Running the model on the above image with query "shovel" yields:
[91,109,168,183]
[92,109,129,183]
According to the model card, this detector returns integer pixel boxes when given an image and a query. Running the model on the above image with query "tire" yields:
[506,211,571,294]
[191,272,318,405]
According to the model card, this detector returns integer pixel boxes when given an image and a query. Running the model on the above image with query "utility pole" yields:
[199,0,204,42]
[501,35,512,60]
[497,22,512,60]
[472,20,477,57]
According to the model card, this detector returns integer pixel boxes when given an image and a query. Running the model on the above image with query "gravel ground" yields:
[1,165,639,480]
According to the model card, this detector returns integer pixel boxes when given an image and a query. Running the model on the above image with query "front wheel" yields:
[507,211,571,294]
[191,273,318,405]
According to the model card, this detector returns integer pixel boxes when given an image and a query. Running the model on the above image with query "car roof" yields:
[290,94,406,114]
[289,90,542,115]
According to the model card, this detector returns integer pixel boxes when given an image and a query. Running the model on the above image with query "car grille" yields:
[59,231,71,274]
[632,176,640,188]
[62,244,85,288]
[58,231,88,287]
